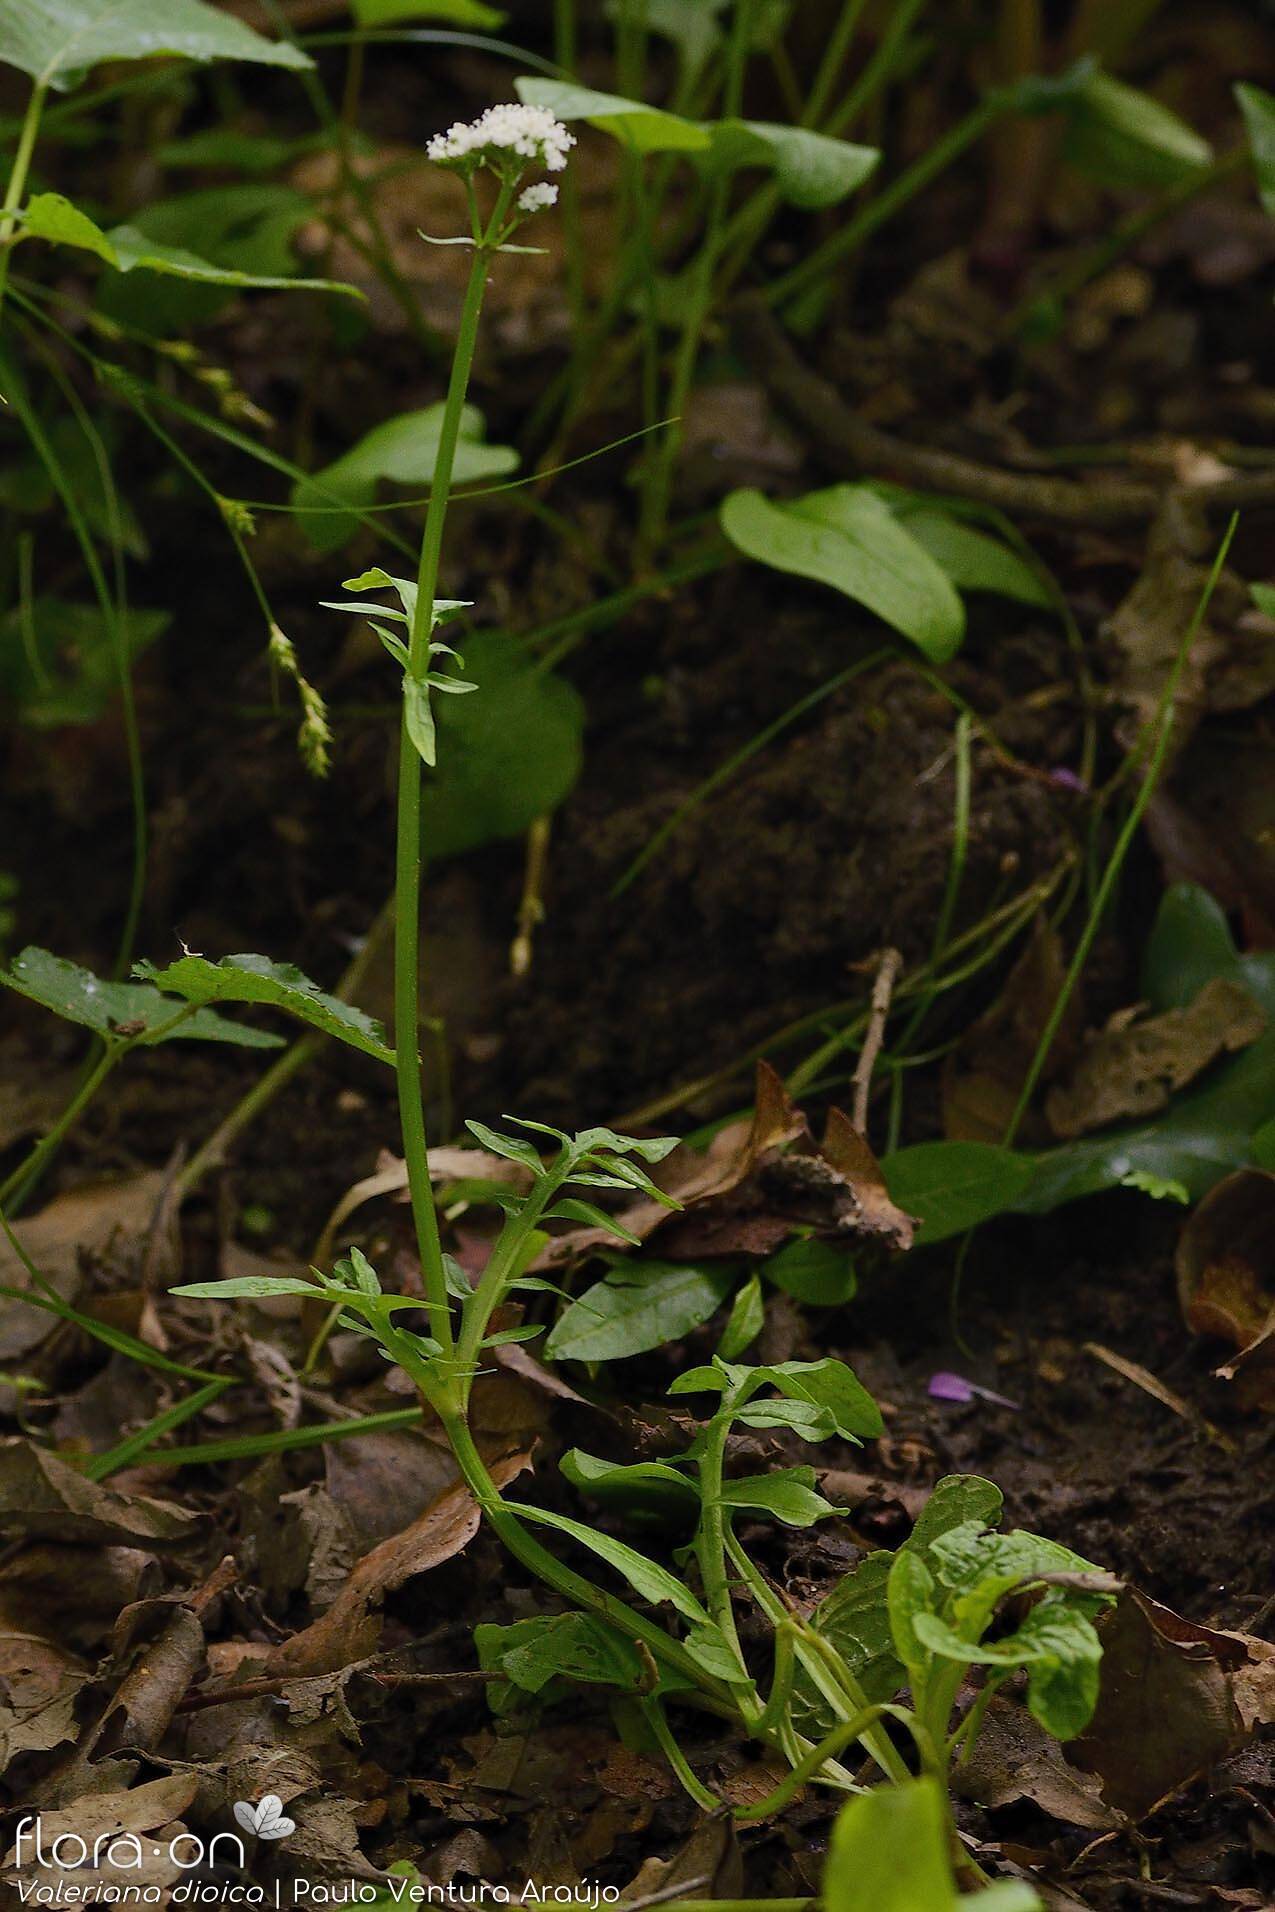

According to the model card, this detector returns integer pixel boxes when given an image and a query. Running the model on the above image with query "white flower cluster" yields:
[427,103,575,175]
[517,181,559,213]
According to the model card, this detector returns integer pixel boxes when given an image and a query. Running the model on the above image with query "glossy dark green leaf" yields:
[762,1237,857,1306]
[545,1261,734,1363]
[882,1142,1035,1244]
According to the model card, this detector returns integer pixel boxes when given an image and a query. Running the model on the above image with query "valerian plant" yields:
[0,102,1111,1848]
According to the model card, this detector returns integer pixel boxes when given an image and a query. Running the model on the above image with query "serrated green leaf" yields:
[546,1261,734,1363]
[721,484,965,662]
[4,947,283,1049]
[135,951,393,1063]
[0,0,312,90]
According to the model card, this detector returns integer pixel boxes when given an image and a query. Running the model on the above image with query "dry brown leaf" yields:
[1106,492,1251,756]
[0,1630,91,1773]
[1175,1167,1275,1409]
[2,1772,199,1894]
[535,1062,913,1267]
[266,1449,531,1678]
[1046,976,1265,1139]
[313,1145,530,1271]
[0,1170,166,1359]
[943,916,1082,1143]
[0,1439,205,1548]
[953,1695,1119,1830]
[1072,1589,1270,1818]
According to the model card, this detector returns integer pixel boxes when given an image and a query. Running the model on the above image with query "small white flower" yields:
[517,181,558,214]
[426,103,575,175]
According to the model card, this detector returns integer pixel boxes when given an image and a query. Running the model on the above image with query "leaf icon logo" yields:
[233,1795,296,1840]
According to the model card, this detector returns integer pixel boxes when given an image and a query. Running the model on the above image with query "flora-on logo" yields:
[232,1795,295,1840]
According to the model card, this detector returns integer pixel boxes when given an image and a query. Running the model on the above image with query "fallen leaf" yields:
[536,1063,913,1267]
[0,1439,205,1548]
[1175,1167,1275,1409]
[0,1171,166,1359]
[1072,1588,1268,1817]
[953,1694,1119,1829]
[0,1542,160,1650]
[1046,977,1266,1139]
[0,1630,91,1775]
[2,1772,198,1896]
[943,916,1082,1143]
[266,1450,531,1677]
[1106,493,1252,756]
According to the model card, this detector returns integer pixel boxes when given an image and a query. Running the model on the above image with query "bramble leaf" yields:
[135,952,393,1063]
[4,947,283,1049]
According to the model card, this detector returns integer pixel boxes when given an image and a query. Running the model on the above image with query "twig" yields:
[735,299,1275,526]
[176,1666,497,1713]
[851,947,902,1138]
[511,815,552,978]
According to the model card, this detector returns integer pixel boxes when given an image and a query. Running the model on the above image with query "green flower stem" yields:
[638,0,754,555]
[724,1527,910,1787]
[431,1396,731,1704]
[0,82,46,322]
[394,180,514,1355]
[693,1399,760,1717]
[754,1623,797,1738]
[641,1700,722,1812]
[733,1703,902,1820]
[453,1165,565,1396]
